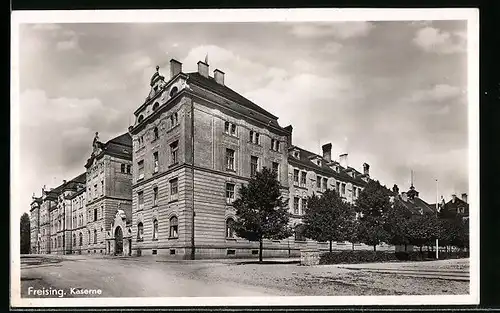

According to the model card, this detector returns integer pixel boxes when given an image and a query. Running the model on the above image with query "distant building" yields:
[439,193,469,219]
[390,183,437,216]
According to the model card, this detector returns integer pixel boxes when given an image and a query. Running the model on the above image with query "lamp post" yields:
[435,179,439,259]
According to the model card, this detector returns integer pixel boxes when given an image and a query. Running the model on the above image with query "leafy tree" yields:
[384,200,411,250]
[407,212,439,253]
[233,167,292,262]
[302,188,355,252]
[355,180,391,251]
[20,213,31,254]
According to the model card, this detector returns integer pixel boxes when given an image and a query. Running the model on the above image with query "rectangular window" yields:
[230,124,236,136]
[301,198,307,214]
[170,141,178,165]
[121,164,125,173]
[255,132,260,145]
[225,121,236,136]
[170,178,178,201]
[170,112,178,127]
[226,183,235,204]
[153,187,158,206]
[316,176,321,189]
[138,160,144,180]
[126,164,131,174]
[224,121,230,134]
[341,183,346,196]
[153,151,159,173]
[250,156,258,177]
[322,178,328,191]
[101,180,104,195]
[336,182,340,193]
[272,162,280,178]
[293,197,300,215]
[300,171,307,187]
[93,208,97,221]
[271,139,280,151]
[94,184,97,197]
[250,131,260,144]
[226,148,235,171]
[138,191,144,210]
[293,169,299,184]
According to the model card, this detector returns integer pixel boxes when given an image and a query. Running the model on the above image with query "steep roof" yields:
[395,194,437,216]
[85,133,132,168]
[441,197,469,218]
[288,145,368,186]
[186,72,281,124]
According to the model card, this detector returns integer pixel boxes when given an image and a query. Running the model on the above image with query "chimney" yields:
[170,59,182,78]
[32,192,36,199]
[322,143,332,162]
[63,180,67,185]
[461,193,468,203]
[401,192,407,202]
[214,69,225,85]
[339,153,348,169]
[452,194,457,203]
[197,60,209,78]
[284,125,293,147]
[392,184,399,195]
[363,163,370,176]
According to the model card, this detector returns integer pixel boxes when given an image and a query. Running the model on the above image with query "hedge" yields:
[319,250,469,265]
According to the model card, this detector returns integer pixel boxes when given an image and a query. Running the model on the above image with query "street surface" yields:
[20,255,469,298]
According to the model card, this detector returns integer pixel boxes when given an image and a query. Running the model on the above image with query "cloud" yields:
[56,37,79,51]
[31,23,62,31]
[290,22,374,39]
[409,84,463,103]
[413,26,466,54]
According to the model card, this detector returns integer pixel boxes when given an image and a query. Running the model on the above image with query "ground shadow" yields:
[235,260,300,265]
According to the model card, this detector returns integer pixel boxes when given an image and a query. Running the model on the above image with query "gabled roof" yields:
[288,145,367,186]
[395,194,437,216]
[85,133,132,168]
[187,72,278,120]
[441,197,469,217]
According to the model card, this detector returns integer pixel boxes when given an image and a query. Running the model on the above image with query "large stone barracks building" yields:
[29,58,431,258]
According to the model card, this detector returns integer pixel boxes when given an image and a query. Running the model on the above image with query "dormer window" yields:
[293,151,300,159]
[138,115,144,124]
[153,102,159,111]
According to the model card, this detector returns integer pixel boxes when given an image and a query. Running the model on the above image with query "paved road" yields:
[20,255,294,297]
[20,255,470,298]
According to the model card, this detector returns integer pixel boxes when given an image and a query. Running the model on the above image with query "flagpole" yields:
[435,179,439,259]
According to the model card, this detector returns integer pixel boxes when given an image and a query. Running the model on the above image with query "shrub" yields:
[319,250,469,265]
[319,250,397,265]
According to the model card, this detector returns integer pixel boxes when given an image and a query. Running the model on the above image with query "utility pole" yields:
[435,179,439,259]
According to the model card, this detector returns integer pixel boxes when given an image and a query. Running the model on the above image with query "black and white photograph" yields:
[11,8,479,308]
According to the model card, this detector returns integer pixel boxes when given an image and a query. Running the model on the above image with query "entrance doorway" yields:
[114,227,123,255]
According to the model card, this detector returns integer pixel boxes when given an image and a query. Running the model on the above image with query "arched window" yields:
[294,224,306,242]
[137,222,144,241]
[94,229,97,244]
[153,102,159,111]
[153,127,159,140]
[169,216,178,238]
[169,87,178,97]
[226,218,235,238]
[79,232,83,246]
[153,219,158,240]
[138,115,144,123]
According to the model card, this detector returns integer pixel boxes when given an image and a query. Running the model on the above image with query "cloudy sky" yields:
[16,19,469,217]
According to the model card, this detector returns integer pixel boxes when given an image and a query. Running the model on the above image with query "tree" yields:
[20,213,31,254]
[355,180,391,251]
[302,188,355,252]
[407,213,439,253]
[233,167,292,262]
[384,200,411,251]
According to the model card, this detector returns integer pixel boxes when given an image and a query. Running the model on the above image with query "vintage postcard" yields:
[10,8,479,308]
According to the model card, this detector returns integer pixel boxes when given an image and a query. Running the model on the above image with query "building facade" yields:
[30,59,442,258]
